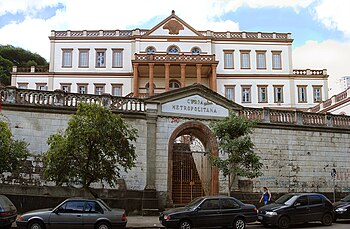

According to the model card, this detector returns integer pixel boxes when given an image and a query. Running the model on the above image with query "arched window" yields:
[169,80,181,90]
[146,46,156,54]
[167,46,179,54]
[145,82,156,93]
[191,47,201,55]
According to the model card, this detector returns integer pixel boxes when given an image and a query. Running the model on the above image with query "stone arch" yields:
[167,120,218,205]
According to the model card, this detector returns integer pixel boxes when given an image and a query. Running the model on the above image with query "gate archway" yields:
[168,121,218,205]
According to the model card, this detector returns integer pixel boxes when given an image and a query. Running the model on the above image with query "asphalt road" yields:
[247,220,350,229]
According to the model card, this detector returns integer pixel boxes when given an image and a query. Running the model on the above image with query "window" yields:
[146,46,156,54]
[169,80,181,90]
[224,50,234,69]
[62,49,73,67]
[241,86,251,103]
[36,83,47,91]
[313,86,322,102]
[60,83,71,93]
[295,196,308,206]
[272,51,282,70]
[274,86,284,103]
[94,84,105,95]
[258,85,268,103]
[17,83,28,89]
[111,84,122,96]
[79,49,89,67]
[200,199,220,210]
[240,50,251,69]
[191,47,201,55]
[58,201,85,213]
[112,49,123,68]
[167,46,179,54]
[298,86,307,103]
[77,84,88,94]
[308,195,322,205]
[225,85,235,101]
[145,82,156,93]
[220,198,240,209]
[96,49,106,67]
[84,201,103,213]
[256,51,266,69]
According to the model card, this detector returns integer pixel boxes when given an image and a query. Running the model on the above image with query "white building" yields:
[11,11,329,109]
[339,76,350,91]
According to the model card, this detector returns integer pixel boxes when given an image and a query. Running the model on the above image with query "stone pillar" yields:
[54,89,65,106]
[211,64,217,92]
[145,103,158,189]
[149,63,154,96]
[180,64,186,88]
[48,75,54,91]
[196,64,202,84]
[133,63,139,97]
[101,93,111,108]
[5,86,17,104]
[164,63,170,92]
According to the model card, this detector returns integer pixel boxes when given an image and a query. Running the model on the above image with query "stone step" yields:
[142,208,160,216]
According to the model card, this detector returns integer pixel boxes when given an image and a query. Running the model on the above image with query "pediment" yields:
[145,84,242,118]
[144,11,204,37]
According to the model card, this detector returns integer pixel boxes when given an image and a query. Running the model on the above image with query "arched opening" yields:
[168,121,218,206]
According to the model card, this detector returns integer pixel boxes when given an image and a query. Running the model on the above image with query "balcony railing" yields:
[12,66,49,73]
[133,53,216,64]
[293,69,327,76]
[308,87,350,113]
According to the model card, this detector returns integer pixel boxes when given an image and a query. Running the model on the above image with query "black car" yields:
[159,196,257,229]
[258,193,334,229]
[334,194,350,221]
[0,195,17,229]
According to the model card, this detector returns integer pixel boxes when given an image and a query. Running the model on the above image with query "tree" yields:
[42,102,138,190]
[0,116,30,174]
[209,111,263,192]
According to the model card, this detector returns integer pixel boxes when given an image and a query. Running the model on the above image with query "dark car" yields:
[16,198,127,229]
[258,193,334,229]
[0,195,17,229]
[334,194,350,221]
[159,196,257,229]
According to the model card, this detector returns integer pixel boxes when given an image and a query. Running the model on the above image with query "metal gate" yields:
[172,141,210,205]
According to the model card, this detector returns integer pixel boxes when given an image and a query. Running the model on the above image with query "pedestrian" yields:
[259,187,271,205]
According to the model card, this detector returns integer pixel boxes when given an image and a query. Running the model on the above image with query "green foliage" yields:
[0,45,48,85]
[42,102,138,188]
[210,111,263,189]
[0,117,30,173]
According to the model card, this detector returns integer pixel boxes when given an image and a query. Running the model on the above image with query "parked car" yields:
[333,194,350,221]
[159,196,257,229]
[258,193,334,229]
[0,195,17,229]
[16,198,127,229]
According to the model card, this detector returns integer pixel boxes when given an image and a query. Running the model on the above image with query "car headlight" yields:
[336,208,347,213]
[265,211,278,216]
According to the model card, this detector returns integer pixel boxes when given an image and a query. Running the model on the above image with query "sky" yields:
[0,0,349,95]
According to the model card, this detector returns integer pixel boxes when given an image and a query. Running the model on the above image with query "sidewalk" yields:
[126,215,164,228]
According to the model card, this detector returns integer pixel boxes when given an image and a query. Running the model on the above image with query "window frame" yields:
[273,85,284,103]
[169,80,181,90]
[17,83,28,89]
[272,51,282,70]
[62,49,73,68]
[240,50,251,69]
[36,83,47,91]
[241,85,252,103]
[94,83,105,95]
[78,49,89,68]
[191,47,201,55]
[313,86,322,103]
[146,46,156,54]
[77,83,88,94]
[111,83,123,96]
[297,85,308,103]
[60,83,72,93]
[223,50,234,69]
[256,50,267,70]
[224,85,235,101]
[167,45,180,54]
[112,49,123,68]
[257,85,268,103]
[95,49,107,68]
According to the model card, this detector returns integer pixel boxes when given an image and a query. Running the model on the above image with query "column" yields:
[180,64,186,88]
[196,64,202,84]
[149,63,154,96]
[211,64,217,92]
[164,63,170,92]
[133,63,139,97]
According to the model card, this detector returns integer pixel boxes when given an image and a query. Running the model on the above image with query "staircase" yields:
[141,189,159,216]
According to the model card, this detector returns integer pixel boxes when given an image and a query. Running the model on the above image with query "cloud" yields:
[0,0,63,16]
[293,40,350,95]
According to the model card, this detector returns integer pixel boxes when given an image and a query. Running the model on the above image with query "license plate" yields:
[258,216,263,220]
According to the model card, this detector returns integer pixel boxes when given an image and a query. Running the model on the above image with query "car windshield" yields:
[275,194,298,205]
[341,194,350,202]
[186,197,204,209]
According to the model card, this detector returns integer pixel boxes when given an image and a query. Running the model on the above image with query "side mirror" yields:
[196,206,201,212]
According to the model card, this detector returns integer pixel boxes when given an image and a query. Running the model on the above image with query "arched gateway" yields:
[168,121,219,205]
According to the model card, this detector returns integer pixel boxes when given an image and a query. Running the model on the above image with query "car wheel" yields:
[321,213,333,226]
[96,221,111,229]
[233,217,246,229]
[178,219,192,229]
[277,216,290,229]
[28,220,45,229]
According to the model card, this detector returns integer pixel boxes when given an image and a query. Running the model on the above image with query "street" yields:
[247,220,350,229]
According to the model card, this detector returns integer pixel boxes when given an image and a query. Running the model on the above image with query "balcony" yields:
[133,53,217,64]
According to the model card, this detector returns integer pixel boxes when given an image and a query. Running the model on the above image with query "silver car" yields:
[16,198,127,229]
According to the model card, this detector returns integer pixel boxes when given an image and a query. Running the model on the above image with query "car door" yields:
[48,200,84,229]
[292,196,310,224]
[220,197,242,227]
[308,195,324,221]
[192,198,221,228]
[82,201,104,229]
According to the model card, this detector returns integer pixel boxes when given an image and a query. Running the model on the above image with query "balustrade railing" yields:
[134,53,216,63]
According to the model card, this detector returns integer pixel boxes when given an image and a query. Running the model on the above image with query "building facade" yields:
[11,11,328,110]
[339,76,350,91]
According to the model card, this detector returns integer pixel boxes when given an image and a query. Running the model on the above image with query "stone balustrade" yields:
[12,66,49,73]
[293,69,327,76]
[1,86,349,128]
[308,87,350,113]
[133,53,216,64]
